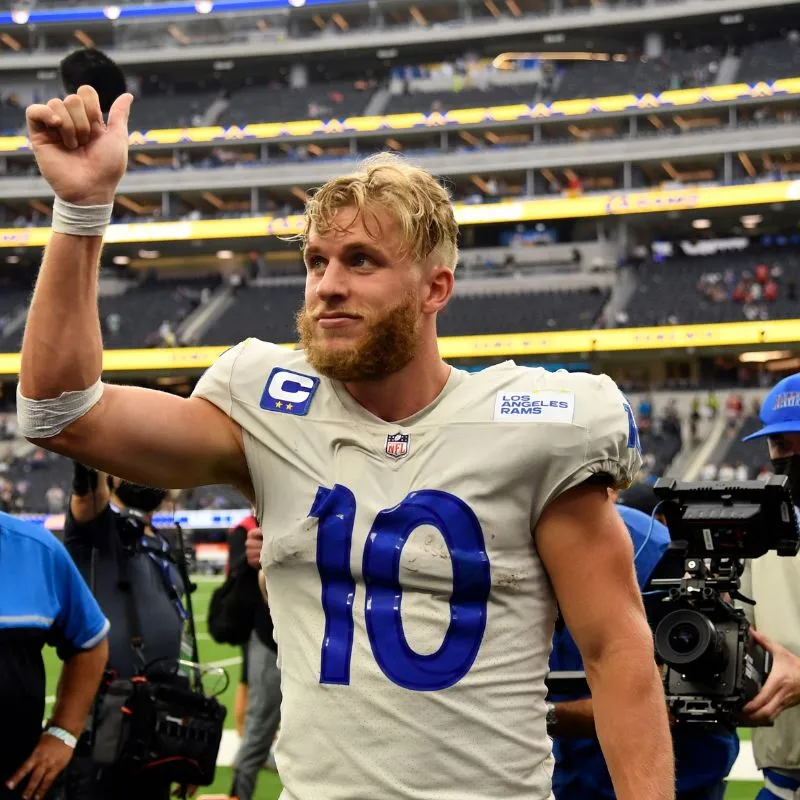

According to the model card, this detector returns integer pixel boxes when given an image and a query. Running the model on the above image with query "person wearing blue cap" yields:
[739,372,800,799]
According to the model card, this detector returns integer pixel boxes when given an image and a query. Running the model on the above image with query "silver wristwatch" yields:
[545,702,557,731]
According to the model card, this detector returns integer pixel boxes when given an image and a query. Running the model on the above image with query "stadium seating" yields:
[625,250,800,327]
[720,415,772,477]
[737,35,800,85]
[129,88,224,131]
[0,99,25,136]
[554,46,723,100]
[201,283,304,346]
[0,284,32,339]
[439,288,609,335]
[200,284,609,345]
[224,81,371,127]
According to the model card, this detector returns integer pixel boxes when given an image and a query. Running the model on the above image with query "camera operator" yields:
[739,374,800,799]
[60,462,186,800]
[548,483,739,800]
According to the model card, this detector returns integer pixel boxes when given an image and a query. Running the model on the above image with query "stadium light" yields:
[103,5,121,20]
[112,255,131,265]
[11,7,30,24]
[138,249,160,259]
[739,350,792,363]
[692,219,711,230]
[289,0,306,7]
[741,214,762,228]
[6,255,20,264]
[216,250,234,259]
[195,0,214,13]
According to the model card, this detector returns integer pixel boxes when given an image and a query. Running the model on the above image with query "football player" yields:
[19,86,673,800]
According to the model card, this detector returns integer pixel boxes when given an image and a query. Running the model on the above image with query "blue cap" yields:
[742,372,800,441]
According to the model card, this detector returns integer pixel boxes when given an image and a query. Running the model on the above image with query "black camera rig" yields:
[648,476,799,729]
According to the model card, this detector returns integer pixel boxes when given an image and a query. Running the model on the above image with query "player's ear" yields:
[421,263,454,315]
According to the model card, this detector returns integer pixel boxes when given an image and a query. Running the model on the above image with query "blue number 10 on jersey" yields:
[309,485,492,692]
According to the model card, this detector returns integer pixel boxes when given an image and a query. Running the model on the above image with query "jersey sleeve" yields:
[52,539,110,651]
[543,373,643,509]
[191,339,251,415]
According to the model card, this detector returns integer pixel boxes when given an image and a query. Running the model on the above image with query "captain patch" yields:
[494,390,575,423]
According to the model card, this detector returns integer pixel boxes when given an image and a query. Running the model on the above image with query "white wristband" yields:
[45,726,77,750]
[52,196,113,237]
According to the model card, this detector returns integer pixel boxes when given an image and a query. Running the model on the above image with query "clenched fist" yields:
[25,85,133,206]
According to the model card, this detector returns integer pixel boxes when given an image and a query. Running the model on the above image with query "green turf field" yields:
[42,577,765,800]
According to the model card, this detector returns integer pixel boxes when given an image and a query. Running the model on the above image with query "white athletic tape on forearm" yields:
[51,196,114,237]
[16,379,104,439]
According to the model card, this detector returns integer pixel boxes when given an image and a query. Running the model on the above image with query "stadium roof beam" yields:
[73,30,94,48]
[311,14,326,29]
[408,6,428,26]
[291,186,309,202]
[331,12,349,31]
[168,25,190,45]
[470,175,491,193]
[115,196,154,216]
[505,0,522,17]
[540,168,559,189]
[484,0,501,18]
[0,32,22,51]
[661,160,680,180]
[201,191,225,210]
[29,200,51,218]
[738,152,756,178]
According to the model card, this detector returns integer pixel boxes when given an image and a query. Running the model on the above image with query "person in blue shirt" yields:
[0,511,108,800]
[548,483,739,800]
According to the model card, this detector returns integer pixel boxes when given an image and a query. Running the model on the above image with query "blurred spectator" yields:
[725,393,743,434]
[735,461,749,481]
[718,463,736,481]
[700,463,718,480]
[46,484,66,514]
[757,465,773,482]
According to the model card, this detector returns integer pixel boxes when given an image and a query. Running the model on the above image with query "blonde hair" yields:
[300,153,459,270]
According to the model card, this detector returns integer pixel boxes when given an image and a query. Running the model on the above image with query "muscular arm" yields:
[20,87,251,495]
[19,235,251,495]
[536,482,674,800]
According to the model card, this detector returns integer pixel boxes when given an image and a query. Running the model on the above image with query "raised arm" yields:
[536,481,674,800]
[19,86,250,494]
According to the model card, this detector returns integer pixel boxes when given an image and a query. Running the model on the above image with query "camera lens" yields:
[668,622,701,655]
[655,609,728,677]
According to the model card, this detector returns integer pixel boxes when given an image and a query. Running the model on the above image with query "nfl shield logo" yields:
[385,432,410,460]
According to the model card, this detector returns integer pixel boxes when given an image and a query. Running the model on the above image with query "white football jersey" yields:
[193,339,641,800]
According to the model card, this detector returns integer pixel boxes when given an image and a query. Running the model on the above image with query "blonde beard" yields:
[296,291,421,382]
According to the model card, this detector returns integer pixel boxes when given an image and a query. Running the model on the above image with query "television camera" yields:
[649,475,799,729]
